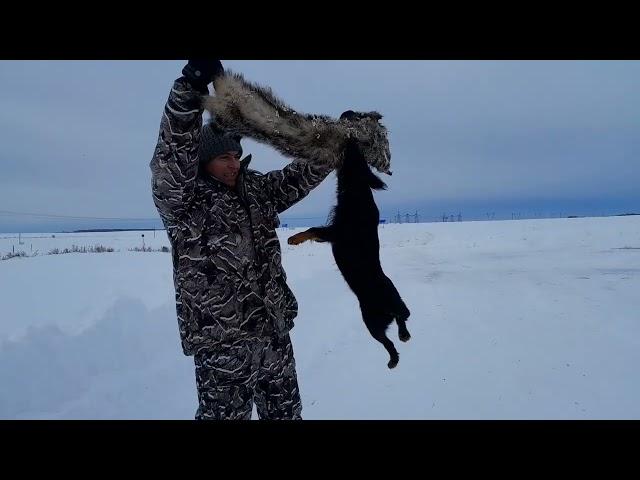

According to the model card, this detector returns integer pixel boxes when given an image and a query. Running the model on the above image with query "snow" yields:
[1,216,639,419]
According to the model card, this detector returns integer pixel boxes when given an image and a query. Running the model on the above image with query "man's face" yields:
[206,151,241,188]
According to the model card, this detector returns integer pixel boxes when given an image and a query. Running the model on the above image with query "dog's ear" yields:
[340,110,358,121]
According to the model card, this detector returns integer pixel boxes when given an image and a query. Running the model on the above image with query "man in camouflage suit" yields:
[150,60,333,420]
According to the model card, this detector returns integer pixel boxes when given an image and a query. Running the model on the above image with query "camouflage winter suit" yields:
[150,77,333,419]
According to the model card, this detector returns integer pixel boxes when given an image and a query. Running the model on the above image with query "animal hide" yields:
[203,71,392,174]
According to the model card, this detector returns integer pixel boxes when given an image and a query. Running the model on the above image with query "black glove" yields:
[182,60,224,94]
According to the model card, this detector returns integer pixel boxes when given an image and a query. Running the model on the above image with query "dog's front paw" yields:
[287,234,305,246]
[288,231,316,246]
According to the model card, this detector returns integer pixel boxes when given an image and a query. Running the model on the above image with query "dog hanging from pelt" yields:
[204,72,411,369]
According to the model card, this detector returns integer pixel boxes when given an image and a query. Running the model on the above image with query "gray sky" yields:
[0,60,639,232]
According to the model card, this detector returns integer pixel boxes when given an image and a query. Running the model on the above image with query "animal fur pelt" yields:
[203,71,392,174]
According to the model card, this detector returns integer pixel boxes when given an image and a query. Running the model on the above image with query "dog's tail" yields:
[367,169,387,190]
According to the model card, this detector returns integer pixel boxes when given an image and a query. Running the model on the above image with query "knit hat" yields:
[198,120,243,165]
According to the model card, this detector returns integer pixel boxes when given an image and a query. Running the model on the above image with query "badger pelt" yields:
[203,70,392,174]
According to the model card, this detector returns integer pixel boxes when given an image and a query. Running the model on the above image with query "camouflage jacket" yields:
[151,78,333,356]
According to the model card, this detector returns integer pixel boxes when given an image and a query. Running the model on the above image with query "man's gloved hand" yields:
[182,60,224,94]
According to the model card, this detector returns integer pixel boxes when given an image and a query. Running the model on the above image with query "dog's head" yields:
[339,110,392,175]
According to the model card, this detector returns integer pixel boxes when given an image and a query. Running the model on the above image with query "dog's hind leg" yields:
[396,301,411,342]
[287,226,335,245]
[383,282,411,343]
[367,326,400,369]
[396,317,411,342]
[378,334,400,369]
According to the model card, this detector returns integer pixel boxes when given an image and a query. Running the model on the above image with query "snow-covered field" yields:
[1,216,639,419]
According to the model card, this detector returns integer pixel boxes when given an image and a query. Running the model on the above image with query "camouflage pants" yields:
[193,334,302,420]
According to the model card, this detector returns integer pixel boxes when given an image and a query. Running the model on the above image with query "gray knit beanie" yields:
[198,121,243,165]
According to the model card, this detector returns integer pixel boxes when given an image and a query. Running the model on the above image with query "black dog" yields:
[288,113,411,368]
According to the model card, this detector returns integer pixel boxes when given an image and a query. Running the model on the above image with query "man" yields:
[150,60,334,420]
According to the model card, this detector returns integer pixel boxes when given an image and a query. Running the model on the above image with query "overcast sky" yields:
[0,60,638,232]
